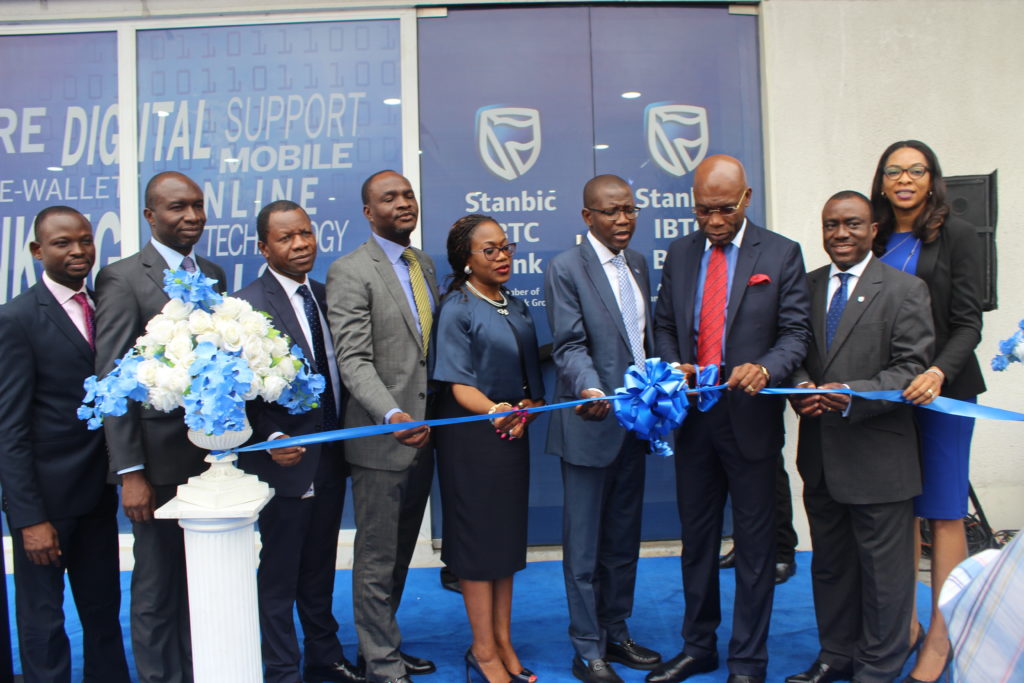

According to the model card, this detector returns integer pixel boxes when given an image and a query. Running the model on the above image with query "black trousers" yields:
[9,486,130,683]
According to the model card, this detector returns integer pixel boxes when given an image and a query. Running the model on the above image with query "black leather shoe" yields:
[727,675,764,683]
[572,655,624,683]
[775,560,797,584]
[645,651,718,683]
[304,658,367,683]
[785,660,853,683]
[399,652,436,676]
[719,547,736,569]
[606,639,662,670]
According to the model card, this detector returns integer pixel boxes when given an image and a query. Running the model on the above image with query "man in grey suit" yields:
[787,191,934,683]
[326,170,439,683]
[95,171,227,683]
[545,175,662,683]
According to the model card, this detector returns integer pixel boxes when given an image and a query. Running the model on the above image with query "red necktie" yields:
[72,292,95,349]
[697,246,727,367]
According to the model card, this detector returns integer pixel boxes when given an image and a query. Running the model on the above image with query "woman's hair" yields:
[870,139,950,253]
[445,213,498,294]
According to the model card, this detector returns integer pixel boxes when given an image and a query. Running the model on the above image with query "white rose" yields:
[212,296,250,321]
[214,319,245,352]
[135,359,162,388]
[239,310,270,337]
[147,386,181,412]
[188,310,215,336]
[161,298,193,321]
[164,336,195,367]
[241,340,271,372]
[268,335,290,358]
[269,357,299,381]
[260,375,288,402]
[155,363,191,395]
[145,315,177,345]
[195,331,221,347]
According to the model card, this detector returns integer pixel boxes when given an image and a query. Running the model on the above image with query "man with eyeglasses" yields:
[545,174,662,683]
[648,156,811,683]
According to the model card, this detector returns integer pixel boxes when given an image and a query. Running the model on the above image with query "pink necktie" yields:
[72,292,95,349]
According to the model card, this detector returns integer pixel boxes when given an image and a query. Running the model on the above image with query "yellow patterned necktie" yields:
[402,248,433,356]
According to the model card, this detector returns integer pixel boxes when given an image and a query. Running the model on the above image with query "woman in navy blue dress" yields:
[432,214,545,683]
[870,140,986,683]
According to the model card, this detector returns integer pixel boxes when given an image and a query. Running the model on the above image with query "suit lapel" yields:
[824,257,884,370]
[258,271,314,361]
[915,232,938,282]
[808,268,829,363]
[365,238,421,344]
[34,283,93,363]
[140,241,173,304]
[580,242,631,350]
[725,224,761,339]
[678,236,705,354]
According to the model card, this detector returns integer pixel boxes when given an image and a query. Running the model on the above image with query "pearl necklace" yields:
[465,281,510,315]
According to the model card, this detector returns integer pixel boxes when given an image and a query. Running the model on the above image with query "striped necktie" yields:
[826,272,852,350]
[402,248,433,357]
[612,254,646,373]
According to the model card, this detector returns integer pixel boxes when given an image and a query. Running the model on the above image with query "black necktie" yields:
[297,284,338,429]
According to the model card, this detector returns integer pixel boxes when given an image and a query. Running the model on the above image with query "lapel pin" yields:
[857,296,865,303]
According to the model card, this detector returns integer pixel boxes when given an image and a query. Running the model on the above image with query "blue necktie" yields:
[297,284,338,429]
[612,254,646,374]
[826,272,852,350]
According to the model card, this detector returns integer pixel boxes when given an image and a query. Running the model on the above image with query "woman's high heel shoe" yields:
[465,648,485,683]
[901,645,953,683]
[509,667,537,683]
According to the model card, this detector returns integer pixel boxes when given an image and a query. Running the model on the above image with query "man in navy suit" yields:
[235,200,361,683]
[0,206,131,683]
[546,175,662,683]
[649,156,811,683]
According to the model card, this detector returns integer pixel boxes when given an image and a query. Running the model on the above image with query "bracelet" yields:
[925,367,945,381]
[488,402,513,426]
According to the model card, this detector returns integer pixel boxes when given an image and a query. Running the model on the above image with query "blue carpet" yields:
[5,551,933,681]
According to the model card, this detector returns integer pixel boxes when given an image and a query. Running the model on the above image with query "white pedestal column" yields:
[156,493,273,683]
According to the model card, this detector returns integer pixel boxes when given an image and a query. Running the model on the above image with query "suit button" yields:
[418,392,425,400]
[419,359,426,367]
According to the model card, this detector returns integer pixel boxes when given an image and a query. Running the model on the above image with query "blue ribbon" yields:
[219,369,1024,459]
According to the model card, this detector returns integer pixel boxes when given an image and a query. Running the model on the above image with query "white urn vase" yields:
[175,418,271,508]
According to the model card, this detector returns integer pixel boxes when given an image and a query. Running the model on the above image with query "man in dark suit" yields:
[786,192,934,683]
[95,172,227,683]
[235,201,362,683]
[649,155,811,683]
[0,206,131,683]
[326,170,439,683]
[545,175,662,683]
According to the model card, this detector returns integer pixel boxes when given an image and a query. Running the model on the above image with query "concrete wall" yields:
[760,0,1024,539]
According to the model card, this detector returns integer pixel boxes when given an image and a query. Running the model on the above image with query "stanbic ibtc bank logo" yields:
[476,106,542,181]
[645,103,709,177]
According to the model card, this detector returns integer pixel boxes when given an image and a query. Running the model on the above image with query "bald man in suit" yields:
[95,172,226,683]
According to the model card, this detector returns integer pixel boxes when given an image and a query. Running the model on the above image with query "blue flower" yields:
[991,354,1010,372]
[162,268,223,312]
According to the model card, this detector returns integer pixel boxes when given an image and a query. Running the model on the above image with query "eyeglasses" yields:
[471,243,517,261]
[586,206,641,218]
[694,188,749,218]
[883,165,930,180]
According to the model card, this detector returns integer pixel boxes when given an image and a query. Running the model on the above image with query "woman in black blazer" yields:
[870,140,986,683]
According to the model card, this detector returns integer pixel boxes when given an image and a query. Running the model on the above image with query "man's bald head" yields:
[692,155,752,248]
[582,174,630,207]
[144,171,200,209]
